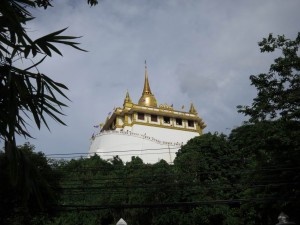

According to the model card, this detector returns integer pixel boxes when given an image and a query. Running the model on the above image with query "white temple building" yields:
[89,64,206,164]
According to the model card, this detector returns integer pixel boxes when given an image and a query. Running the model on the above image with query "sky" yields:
[12,0,300,157]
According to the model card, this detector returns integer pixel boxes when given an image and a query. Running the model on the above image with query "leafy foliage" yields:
[0,1,88,144]
[235,32,300,224]
[0,143,62,225]
[0,1,97,224]
[229,121,300,225]
[174,133,243,225]
[0,0,97,189]
[7,126,298,225]
[44,134,247,225]
[238,33,300,122]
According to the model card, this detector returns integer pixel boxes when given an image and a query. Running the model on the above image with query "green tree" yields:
[52,156,180,225]
[52,155,118,225]
[235,33,300,224]
[124,159,176,225]
[0,0,97,183]
[229,120,300,225]
[173,133,244,225]
[237,33,300,122]
[0,143,62,225]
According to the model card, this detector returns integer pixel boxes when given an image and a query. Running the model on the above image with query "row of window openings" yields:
[137,113,194,127]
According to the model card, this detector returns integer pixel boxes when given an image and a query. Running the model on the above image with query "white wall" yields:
[89,124,199,164]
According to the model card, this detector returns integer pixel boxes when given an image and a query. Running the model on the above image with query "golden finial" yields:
[143,60,151,95]
[124,90,132,103]
[138,61,157,107]
[123,90,133,107]
[189,102,198,115]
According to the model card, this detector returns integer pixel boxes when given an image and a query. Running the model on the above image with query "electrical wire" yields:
[54,197,298,211]
[46,147,179,156]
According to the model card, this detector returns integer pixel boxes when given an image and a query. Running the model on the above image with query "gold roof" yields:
[138,62,157,107]
[100,63,206,133]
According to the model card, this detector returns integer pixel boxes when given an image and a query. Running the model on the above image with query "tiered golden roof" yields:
[101,63,206,133]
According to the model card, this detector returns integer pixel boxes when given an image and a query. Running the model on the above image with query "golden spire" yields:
[124,90,132,103]
[123,90,133,107]
[138,61,157,107]
[143,62,152,95]
[189,102,198,115]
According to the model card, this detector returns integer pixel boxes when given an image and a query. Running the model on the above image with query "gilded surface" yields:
[100,64,206,133]
[138,63,158,107]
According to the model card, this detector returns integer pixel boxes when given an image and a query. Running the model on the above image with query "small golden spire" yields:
[138,61,157,107]
[124,90,132,103]
[123,90,133,107]
[189,102,198,115]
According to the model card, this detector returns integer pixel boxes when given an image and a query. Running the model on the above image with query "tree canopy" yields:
[238,33,300,122]
[0,143,62,225]
[235,33,300,224]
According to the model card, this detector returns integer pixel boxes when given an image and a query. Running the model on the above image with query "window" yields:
[151,114,158,122]
[138,113,145,120]
[188,120,194,127]
[163,116,170,124]
[176,118,182,126]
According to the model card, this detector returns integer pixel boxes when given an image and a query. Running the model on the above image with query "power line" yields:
[55,197,297,211]
[58,173,299,187]
[52,165,300,175]
[58,182,299,192]
[46,147,179,156]
[48,150,179,159]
